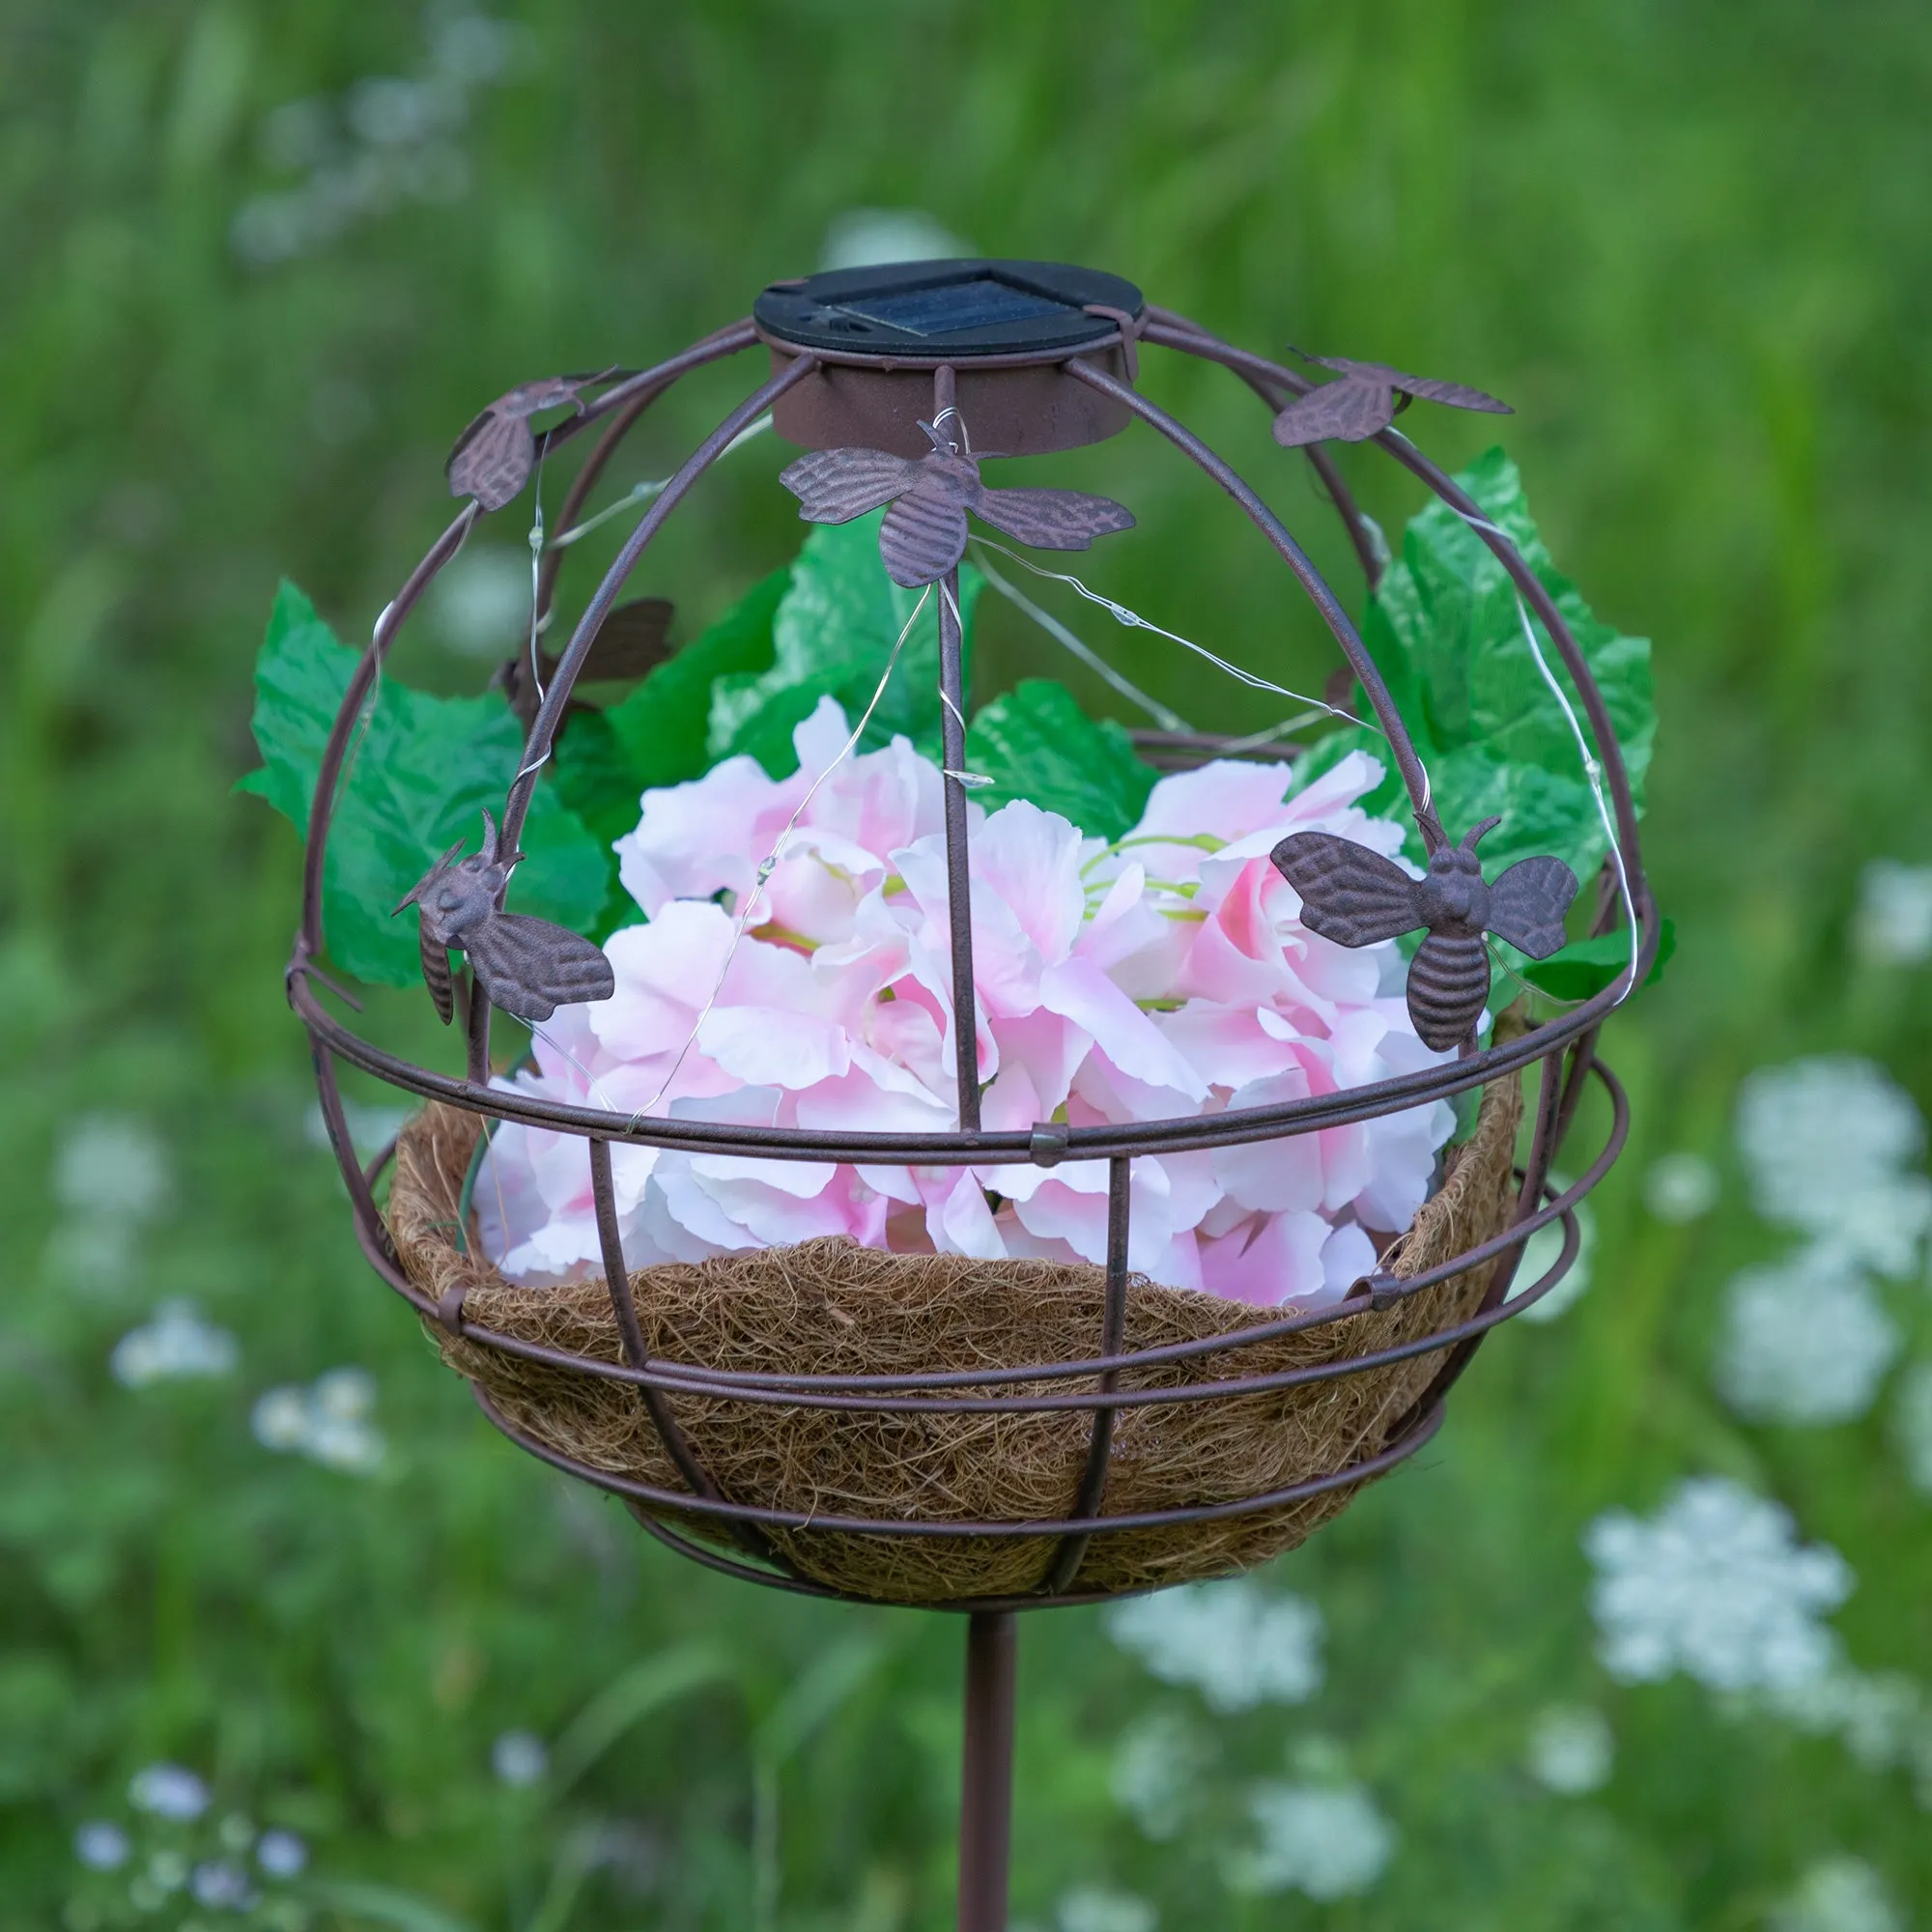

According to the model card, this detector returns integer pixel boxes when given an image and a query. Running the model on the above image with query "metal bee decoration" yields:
[393,809,616,1026]
[1271,352,1512,448]
[446,368,633,512]
[1272,818,1578,1051]
[495,595,676,731]
[780,417,1136,587]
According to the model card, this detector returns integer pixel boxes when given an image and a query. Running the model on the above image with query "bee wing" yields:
[1485,855,1579,959]
[418,919,455,1025]
[582,597,675,682]
[1271,376,1396,447]
[779,447,919,525]
[968,484,1136,552]
[1303,355,1511,417]
[1270,832,1426,947]
[447,408,537,511]
[879,482,970,587]
[1384,369,1512,414]
[464,913,616,1025]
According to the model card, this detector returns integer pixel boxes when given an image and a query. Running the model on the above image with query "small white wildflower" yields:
[190,1859,258,1909]
[1584,1477,1853,1694]
[251,1388,311,1452]
[1736,1059,1929,1272]
[1715,1250,1900,1425]
[1509,1190,1597,1324]
[312,1366,377,1421]
[1856,860,1932,967]
[128,1763,210,1821]
[819,208,971,271]
[1057,1886,1156,1932]
[492,1729,548,1787]
[1106,1580,1322,1714]
[1770,1855,1902,1932]
[1230,1781,1395,1900]
[72,1821,130,1869]
[1109,1710,1212,1841]
[255,1828,308,1879]
[251,1371,387,1474]
[56,1115,171,1223]
[1767,1662,1924,1772]
[427,549,529,658]
[111,1300,241,1389]
[1892,1361,1932,1495]
[302,1412,387,1475]
[345,75,464,148]
[1644,1151,1720,1223]
[1524,1705,1614,1794]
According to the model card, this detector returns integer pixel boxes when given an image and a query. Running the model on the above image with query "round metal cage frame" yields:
[287,278,1654,1931]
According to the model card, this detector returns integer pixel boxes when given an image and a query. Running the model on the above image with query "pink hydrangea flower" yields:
[477,697,1455,1310]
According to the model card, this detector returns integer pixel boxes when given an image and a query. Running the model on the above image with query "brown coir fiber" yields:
[387,1067,1521,1605]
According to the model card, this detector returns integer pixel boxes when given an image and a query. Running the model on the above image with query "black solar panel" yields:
[834,276,1075,338]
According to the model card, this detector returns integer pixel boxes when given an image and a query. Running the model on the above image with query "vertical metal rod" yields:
[957,1609,1017,1932]
[1041,1155,1131,1593]
[934,366,981,1132]
[586,1138,782,1568]
[463,967,492,1087]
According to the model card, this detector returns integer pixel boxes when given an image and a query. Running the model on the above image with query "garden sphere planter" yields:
[289,260,1654,1932]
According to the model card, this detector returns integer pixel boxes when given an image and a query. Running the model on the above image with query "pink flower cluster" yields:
[476,698,1455,1309]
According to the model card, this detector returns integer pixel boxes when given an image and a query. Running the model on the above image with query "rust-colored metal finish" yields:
[758,259,1141,454]
[958,1611,1018,1932]
[290,270,1654,1932]
[1272,819,1579,1051]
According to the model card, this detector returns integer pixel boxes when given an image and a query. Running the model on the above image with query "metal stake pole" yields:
[957,1609,1017,1932]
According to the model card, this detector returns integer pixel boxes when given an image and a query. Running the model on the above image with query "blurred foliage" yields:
[2,1,1930,1927]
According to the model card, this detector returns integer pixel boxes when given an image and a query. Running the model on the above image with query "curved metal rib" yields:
[1040,1155,1131,1593]
[586,1137,783,1569]
[1063,356,1439,839]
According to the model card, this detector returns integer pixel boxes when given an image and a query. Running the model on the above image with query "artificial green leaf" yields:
[238,582,608,986]
[707,513,983,777]
[966,678,1159,838]
[1513,916,1676,1003]
[549,706,649,940]
[598,564,789,794]
[1302,448,1655,886]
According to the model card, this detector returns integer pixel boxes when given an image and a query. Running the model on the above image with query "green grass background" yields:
[3,2,1930,1925]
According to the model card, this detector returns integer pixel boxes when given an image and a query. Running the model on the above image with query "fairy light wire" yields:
[964,536,1433,820]
[936,578,994,788]
[549,413,773,553]
[971,549,1192,733]
[1446,505,1640,1002]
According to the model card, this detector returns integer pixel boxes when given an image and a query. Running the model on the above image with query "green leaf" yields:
[1512,916,1676,1003]
[238,582,608,986]
[598,564,789,793]
[1307,448,1655,884]
[706,514,983,777]
[965,678,1159,838]
[549,707,647,941]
